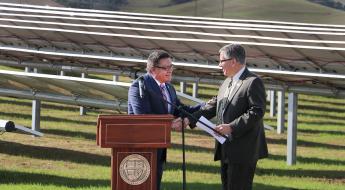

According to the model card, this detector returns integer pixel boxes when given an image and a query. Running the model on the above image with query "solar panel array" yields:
[0,69,202,110]
[0,2,344,100]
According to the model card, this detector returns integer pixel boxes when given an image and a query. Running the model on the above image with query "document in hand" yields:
[196,116,227,144]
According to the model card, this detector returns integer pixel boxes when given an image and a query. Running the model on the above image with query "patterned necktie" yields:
[160,83,168,111]
[218,78,233,125]
[223,79,233,100]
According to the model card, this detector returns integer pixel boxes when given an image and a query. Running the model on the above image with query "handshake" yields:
[171,117,233,136]
[171,117,190,132]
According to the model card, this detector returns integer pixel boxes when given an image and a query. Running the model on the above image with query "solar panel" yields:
[0,2,344,98]
[0,69,203,110]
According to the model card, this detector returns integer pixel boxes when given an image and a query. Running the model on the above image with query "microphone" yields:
[138,76,145,98]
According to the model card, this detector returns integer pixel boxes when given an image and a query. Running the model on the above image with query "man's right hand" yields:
[183,118,190,128]
[171,117,182,131]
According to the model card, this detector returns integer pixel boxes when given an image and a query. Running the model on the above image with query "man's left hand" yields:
[171,117,183,131]
[215,124,232,136]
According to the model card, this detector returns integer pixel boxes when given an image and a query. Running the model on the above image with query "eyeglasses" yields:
[219,58,233,63]
[155,65,174,71]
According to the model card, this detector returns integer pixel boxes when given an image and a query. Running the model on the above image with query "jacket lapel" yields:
[147,74,168,113]
[217,77,232,113]
[223,68,249,112]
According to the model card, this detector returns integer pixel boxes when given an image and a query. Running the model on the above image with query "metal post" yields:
[180,81,186,94]
[80,73,87,115]
[266,90,271,101]
[192,82,198,98]
[113,74,119,82]
[32,99,41,133]
[287,92,298,165]
[32,68,41,133]
[270,90,276,117]
[277,90,285,134]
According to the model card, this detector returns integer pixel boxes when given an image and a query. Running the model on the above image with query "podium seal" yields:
[119,154,151,185]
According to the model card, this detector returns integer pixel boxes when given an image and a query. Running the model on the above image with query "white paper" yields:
[196,116,227,144]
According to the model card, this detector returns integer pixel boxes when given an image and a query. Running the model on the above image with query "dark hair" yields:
[219,44,246,65]
[146,50,172,72]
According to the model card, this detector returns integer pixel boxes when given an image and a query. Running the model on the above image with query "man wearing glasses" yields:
[185,44,268,190]
[128,50,202,190]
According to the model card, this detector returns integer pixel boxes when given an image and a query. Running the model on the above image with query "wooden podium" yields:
[97,114,174,190]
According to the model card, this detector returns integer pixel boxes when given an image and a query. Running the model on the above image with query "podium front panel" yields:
[112,148,157,190]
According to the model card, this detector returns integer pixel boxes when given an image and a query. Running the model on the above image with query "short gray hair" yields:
[146,50,172,72]
[219,44,246,65]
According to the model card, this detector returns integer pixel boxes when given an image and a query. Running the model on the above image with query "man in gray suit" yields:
[186,44,268,190]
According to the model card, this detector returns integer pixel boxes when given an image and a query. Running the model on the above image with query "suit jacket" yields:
[128,73,202,161]
[191,68,268,164]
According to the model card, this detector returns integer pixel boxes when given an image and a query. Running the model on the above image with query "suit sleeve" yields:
[167,84,204,117]
[230,77,266,138]
[188,96,217,128]
[128,80,152,114]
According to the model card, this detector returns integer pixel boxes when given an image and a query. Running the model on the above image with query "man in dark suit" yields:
[128,50,202,190]
[186,44,268,190]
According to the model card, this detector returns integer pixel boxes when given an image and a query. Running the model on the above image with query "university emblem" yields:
[119,154,151,185]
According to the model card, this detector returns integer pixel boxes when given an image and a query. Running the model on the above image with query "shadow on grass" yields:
[166,161,219,174]
[299,104,345,114]
[171,143,213,153]
[298,112,345,121]
[266,137,345,150]
[0,170,288,190]
[298,97,345,107]
[268,154,345,166]
[256,167,345,180]
[298,129,345,136]
[0,111,96,126]
[41,128,96,140]
[297,120,345,127]
[0,140,110,166]
[264,117,344,127]
[161,181,287,190]
[0,169,109,188]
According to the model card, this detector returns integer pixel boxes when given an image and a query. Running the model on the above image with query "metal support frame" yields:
[80,72,87,115]
[32,99,41,133]
[180,81,186,94]
[287,92,298,165]
[266,90,271,101]
[31,68,41,133]
[113,75,119,82]
[192,82,198,98]
[270,90,277,117]
[277,90,285,134]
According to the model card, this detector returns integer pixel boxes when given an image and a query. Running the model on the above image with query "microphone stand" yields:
[181,110,186,190]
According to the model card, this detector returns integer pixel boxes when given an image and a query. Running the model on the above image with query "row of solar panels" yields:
[0,2,344,104]
[0,69,203,110]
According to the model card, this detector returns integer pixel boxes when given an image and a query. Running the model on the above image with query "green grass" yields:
[0,88,344,189]
[121,0,345,24]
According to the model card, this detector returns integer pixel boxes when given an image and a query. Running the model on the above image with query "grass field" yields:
[0,81,344,190]
[121,0,345,24]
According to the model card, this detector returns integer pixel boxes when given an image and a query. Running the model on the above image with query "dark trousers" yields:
[220,160,257,190]
[156,149,165,190]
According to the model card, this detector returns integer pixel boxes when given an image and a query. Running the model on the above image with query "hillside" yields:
[121,0,345,24]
